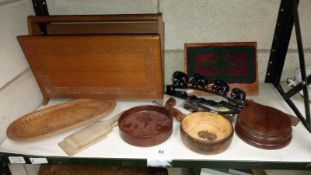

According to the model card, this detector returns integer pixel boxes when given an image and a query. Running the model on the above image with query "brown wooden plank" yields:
[46,22,159,35]
[28,14,163,23]
[26,14,164,71]
[17,35,163,102]
[27,14,163,36]
[38,165,168,175]
[46,72,147,87]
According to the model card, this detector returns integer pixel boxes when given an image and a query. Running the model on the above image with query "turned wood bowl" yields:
[180,112,233,154]
[118,105,173,147]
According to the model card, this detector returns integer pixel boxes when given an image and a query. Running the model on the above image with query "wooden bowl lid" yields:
[236,100,292,149]
[118,105,173,147]
[235,123,292,149]
[236,118,291,140]
[236,120,292,141]
[238,100,292,135]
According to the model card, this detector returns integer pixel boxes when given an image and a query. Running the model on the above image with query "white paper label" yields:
[8,156,26,164]
[29,158,48,164]
[186,89,194,94]
[147,148,172,167]
[147,158,172,167]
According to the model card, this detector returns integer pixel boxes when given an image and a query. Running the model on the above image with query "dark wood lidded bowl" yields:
[180,112,234,154]
[118,105,173,147]
[236,100,292,149]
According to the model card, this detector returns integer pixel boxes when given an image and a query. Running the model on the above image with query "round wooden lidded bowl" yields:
[235,100,292,149]
[118,105,173,147]
[180,112,234,154]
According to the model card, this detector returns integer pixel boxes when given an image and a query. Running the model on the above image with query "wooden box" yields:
[18,14,164,104]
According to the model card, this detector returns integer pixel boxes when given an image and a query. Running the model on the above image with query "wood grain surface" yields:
[38,165,168,175]
[20,14,164,104]
[6,99,116,141]
[17,35,163,104]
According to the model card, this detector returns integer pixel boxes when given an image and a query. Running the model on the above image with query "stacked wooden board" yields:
[18,14,164,104]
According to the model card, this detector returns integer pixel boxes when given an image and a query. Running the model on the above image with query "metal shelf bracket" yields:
[0,157,11,175]
[265,0,311,132]
[32,0,49,35]
[32,0,49,16]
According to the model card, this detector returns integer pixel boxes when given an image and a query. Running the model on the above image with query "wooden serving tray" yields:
[17,35,163,104]
[6,99,116,141]
[18,14,164,104]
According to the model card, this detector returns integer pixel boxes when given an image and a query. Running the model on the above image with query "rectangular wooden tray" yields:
[18,14,164,104]
[18,35,163,104]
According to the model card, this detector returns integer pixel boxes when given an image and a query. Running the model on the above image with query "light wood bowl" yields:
[180,112,233,154]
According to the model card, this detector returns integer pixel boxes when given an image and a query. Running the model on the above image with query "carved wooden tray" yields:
[18,14,164,105]
[17,35,163,105]
[6,99,116,141]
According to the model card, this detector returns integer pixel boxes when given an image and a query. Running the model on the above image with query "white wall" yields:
[160,0,311,83]
[0,0,42,143]
[45,0,311,84]
[160,0,279,50]
[0,0,31,88]
[0,1,43,174]
[47,0,158,15]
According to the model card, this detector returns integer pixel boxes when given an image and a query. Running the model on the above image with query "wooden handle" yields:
[58,121,115,156]
[164,97,186,122]
[169,108,186,122]
[164,97,177,110]
[63,121,114,150]
[58,112,122,156]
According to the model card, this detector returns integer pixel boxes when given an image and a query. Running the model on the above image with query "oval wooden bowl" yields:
[7,99,116,141]
[118,105,173,147]
[180,112,233,154]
